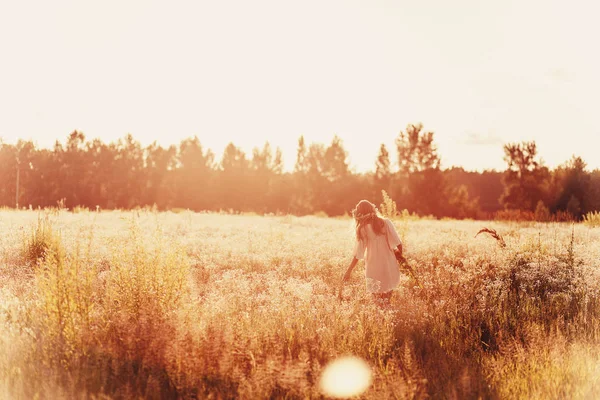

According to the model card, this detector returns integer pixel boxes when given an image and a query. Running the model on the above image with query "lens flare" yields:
[319,356,372,398]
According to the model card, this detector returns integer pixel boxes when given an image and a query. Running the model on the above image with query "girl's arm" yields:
[342,257,359,282]
[394,243,406,262]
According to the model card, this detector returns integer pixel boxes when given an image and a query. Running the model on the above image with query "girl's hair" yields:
[352,200,386,241]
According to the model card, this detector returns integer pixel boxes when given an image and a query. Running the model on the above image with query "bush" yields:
[583,211,600,227]
[313,211,329,218]
[494,209,535,222]
[21,214,61,267]
[534,201,551,222]
[553,210,576,222]
[379,190,397,219]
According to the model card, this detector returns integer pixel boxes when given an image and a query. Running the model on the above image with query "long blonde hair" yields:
[352,200,386,241]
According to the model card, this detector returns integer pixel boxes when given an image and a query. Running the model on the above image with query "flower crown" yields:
[354,211,378,222]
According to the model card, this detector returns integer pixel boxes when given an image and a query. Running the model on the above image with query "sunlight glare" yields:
[319,356,372,398]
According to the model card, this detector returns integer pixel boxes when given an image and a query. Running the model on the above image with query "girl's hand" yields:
[342,257,358,282]
[394,250,402,260]
[394,245,404,262]
[342,270,352,282]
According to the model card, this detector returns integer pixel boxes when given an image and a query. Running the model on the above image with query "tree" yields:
[26,147,57,208]
[294,135,309,174]
[272,147,284,175]
[110,134,146,209]
[322,136,354,215]
[0,140,36,208]
[218,142,249,211]
[322,135,350,182]
[176,136,215,211]
[0,141,13,206]
[500,141,550,212]
[266,147,289,213]
[551,156,590,219]
[305,142,327,213]
[534,200,551,222]
[444,167,503,216]
[395,123,445,216]
[588,170,600,213]
[145,142,177,209]
[375,144,391,186]
[249,142,276,212]
[251,142,272,172]
[291,136,313,214]
[395,123,441,174]
[290,136,354,216]
[83,138,111,208]
[55,131,89,208]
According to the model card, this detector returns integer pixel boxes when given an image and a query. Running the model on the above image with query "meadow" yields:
[1,209,600,399]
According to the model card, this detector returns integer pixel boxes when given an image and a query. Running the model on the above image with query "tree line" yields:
[1,126,598,220]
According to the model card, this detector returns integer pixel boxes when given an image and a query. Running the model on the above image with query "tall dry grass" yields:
[0,210,599,399]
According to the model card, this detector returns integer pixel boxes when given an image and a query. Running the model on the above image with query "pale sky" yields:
[1,0,599,172]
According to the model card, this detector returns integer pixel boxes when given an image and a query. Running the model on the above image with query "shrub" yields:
[553,210,576,223]
[379,190,397,219]
[21,214,61,267]
[33,239,95,373]
[534,201,551,222]
[583,211,600,227]
[494,209,535,222]
[313,211,329,218]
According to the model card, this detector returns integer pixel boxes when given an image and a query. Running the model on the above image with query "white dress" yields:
[352,219,402,293]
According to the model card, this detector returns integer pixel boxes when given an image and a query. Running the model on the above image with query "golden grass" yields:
[1,210,599,399]
[583,211,600,228]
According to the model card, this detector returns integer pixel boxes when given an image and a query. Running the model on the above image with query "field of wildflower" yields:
[1,209,600,399]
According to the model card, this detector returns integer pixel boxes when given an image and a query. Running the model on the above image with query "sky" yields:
[1,0,599,173]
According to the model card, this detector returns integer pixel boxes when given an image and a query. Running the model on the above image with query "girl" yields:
[342,200,404,301]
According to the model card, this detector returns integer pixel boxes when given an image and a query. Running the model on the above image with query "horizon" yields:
[1,0,600,173]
